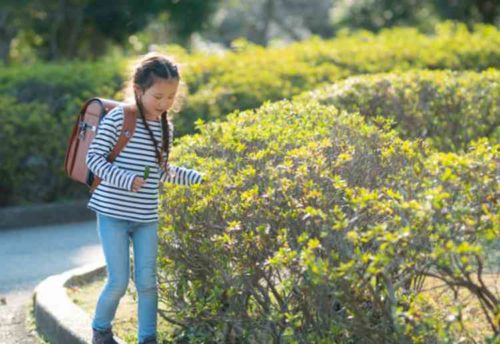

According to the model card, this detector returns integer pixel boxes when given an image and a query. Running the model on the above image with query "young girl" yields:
[86,52,204,344]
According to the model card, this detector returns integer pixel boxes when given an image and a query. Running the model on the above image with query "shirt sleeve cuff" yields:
[123,172,138,191]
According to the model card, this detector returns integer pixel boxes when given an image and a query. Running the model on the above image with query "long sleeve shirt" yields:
[86,105,203,222]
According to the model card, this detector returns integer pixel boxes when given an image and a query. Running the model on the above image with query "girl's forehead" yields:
[147,79,179,93]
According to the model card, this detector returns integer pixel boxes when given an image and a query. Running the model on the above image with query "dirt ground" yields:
[66,273,176,344]
[67,272,499,344]
[0,290,41,344]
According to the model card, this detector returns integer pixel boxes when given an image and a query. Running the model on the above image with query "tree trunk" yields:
[65,5,85,59]
[47,0,66,61]
[0,33,12,65]
[476,0,497,23]
[0,9,16,65]
[256,0,275,46]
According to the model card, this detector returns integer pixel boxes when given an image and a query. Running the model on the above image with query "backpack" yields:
[64,97,137,192]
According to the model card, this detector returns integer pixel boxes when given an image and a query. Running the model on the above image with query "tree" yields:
[163,0,221,42]
[433,0,498,25]
[330,0,498,32]
[0,0,31,65]
[201,0,335,47]
[0,0,220,63]
[330,0,437,32]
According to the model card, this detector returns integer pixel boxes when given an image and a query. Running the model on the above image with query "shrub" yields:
[157,100,498,343]
[2,22,499,206]
[294,69,500,152]
[0,60,123,116]
[174,22,500,137]
[407,138,499,342]
[0,60,124,205]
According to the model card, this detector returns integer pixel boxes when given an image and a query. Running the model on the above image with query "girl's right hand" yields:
[132,177,145,192]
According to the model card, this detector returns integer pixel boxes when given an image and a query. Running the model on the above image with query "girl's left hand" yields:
[132,177,146,192]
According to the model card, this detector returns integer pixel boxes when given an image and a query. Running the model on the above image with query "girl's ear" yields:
[133,84,143,98]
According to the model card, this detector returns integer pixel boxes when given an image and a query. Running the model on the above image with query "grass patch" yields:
[27,299,51,344]
[66,272,177,344]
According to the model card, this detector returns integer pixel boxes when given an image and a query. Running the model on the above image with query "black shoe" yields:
[92,326,120,344]
[139,336,157,344]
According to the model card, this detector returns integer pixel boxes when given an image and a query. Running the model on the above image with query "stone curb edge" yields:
[0,199,94,230]
[33,262,126,344]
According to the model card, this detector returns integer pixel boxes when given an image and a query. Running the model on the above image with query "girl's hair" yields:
[124,52,186,170]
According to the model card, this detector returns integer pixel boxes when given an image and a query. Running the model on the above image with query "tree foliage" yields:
[0,0,220,63]
[331,0,499,32]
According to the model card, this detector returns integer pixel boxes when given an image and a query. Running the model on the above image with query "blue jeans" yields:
[92,212,158,343]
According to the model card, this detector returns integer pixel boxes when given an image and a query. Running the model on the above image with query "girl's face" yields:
[135,78,179,120]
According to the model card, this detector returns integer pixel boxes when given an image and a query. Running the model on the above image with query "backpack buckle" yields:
[78,121,96,140]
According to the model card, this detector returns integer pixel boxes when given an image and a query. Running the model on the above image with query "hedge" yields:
[0,60,123,205]
[1,22,499,205]
[294,69,500,152]
[176,21,500,137]
[157,100,499,343]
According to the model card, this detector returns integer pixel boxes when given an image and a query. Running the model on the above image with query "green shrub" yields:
[0,97,54,205]
[0,60,124,205]
[2,21,500,206]
[0,60,123,115]
[157,100,498,343]
[408,138,499,342]
[294,69,500,152]
[174,22,500,137]
[0,95,90,206]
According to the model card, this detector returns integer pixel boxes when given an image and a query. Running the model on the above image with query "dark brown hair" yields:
[132,52,181,170]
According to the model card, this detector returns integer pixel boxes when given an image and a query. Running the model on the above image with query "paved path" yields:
[0,221,104,344]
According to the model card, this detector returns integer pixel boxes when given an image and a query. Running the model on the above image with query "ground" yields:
[67,272,499,344]
[0,290,41,344]
[67,271,177,344]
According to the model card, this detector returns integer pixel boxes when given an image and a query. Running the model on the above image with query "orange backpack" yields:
[64,98,136,192]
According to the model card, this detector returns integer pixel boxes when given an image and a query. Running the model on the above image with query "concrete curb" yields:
[0,199,94,230]
[33,262,126,344]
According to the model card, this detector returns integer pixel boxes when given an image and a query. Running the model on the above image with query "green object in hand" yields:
[143,166,150,180]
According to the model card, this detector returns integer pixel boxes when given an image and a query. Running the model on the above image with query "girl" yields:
[86,52,204,344]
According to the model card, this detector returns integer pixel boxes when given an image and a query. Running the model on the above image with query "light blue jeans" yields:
[92,212,158,343]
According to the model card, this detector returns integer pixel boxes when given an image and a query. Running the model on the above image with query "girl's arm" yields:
[160,165,204,185]
[159,120,204,185]
[86,108,137,191]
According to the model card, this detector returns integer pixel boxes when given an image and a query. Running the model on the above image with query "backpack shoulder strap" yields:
[90,104,136,192]
[109,104,136,162]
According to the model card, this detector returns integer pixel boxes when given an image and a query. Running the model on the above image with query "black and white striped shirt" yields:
[86,105,203,222]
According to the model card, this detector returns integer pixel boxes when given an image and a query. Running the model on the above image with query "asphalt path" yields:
[0,220,104,344]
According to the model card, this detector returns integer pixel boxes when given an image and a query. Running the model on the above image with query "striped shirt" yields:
[86,105,203,222]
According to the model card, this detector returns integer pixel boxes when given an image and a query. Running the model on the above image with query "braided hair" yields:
[133,53,180,171]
